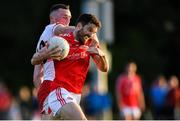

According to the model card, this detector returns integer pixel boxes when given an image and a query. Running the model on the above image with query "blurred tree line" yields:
[0,0,180,109]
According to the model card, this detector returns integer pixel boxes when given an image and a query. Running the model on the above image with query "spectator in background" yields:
[82,84,112,120]
[173,77,180,120]
[150,75,169,119]
[0,79,12,119]
[17,86,33,119]
[164,75,180,119]
[8,97,22,120]
[116,61,145,120]
[31,87,40,120]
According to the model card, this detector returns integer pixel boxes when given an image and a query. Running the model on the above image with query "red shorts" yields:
[37,80,52,113]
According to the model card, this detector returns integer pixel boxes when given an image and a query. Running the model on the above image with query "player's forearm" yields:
[92,54,109,72]
[31,52,46,65]
[54,25,75,36]
[139,92,146,111]
[33,65,43,88]
[62,26,75,34]
[33,75,41,88]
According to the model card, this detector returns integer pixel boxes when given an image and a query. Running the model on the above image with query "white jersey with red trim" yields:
[36,23,65,82]
[36,23,71,113]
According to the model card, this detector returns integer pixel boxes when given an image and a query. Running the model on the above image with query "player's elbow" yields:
[101,69,108,72]
[31,58,36,65]
[99,65,109,72]
[101,60,109,72]
[104,66,109,72]
[31,55,42,65]
[31,58,34,65]
[103,66,109,72]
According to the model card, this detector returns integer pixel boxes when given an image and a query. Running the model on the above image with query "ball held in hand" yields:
[48,36,70,60]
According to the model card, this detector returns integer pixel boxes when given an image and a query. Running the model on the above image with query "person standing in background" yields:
[0,80,12,119]
[164,75,180,119]
[116,61,145,120]
[150,75,169,119]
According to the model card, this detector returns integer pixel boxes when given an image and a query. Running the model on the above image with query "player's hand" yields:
[50,49,64,61]
[89,34,100,47]
[38,43,61,59]
[79,45,89,51]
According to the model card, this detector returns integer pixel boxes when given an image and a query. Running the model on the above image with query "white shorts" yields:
[43,87,81,116]
[121,106,141,119]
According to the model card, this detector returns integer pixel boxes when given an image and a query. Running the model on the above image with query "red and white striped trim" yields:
[55,88,66,106]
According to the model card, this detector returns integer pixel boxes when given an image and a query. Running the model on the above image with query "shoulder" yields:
[45,23,56,29]
[42,24,56,34]
[135,74,141,80]
[36,24,55,50]
[117,73,126,83]
[52,23,65,32]
[53,23,64,28]
[40,24,55,37]
[39,24,56,40]
[134,74,142,84]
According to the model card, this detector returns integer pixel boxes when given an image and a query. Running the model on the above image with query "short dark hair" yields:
[76,13,101,28]
[50,4,70,13]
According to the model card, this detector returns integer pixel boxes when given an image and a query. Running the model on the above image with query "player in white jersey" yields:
[33,4,74,88]
[31,4,74,119]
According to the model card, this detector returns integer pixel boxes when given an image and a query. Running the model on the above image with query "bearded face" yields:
[75,23,98,45]
[76,29,90,44]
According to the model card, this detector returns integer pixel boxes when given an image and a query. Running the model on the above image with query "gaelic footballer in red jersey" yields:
[49,14,108,120]
[31,13,108,120]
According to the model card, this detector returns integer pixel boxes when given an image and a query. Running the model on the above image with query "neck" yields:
[73,31,78,42]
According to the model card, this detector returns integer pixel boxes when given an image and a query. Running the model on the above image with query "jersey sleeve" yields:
[36,24,56,52]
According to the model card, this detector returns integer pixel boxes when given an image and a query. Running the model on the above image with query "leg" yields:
[53,102,87,120]
[132,107,141,120]
[121,107,133,120]
[41,114,52,120]
[124,114,133,120]
[48,88,87,120]
[40,95,52,120]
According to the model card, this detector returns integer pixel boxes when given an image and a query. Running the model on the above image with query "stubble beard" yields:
[76,30,85,45]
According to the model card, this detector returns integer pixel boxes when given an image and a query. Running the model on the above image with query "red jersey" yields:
[50,32,91,94]
[116,73,142,107]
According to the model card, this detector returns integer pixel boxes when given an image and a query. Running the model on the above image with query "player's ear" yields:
[76,23,83,30]
[50,16,55,24]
